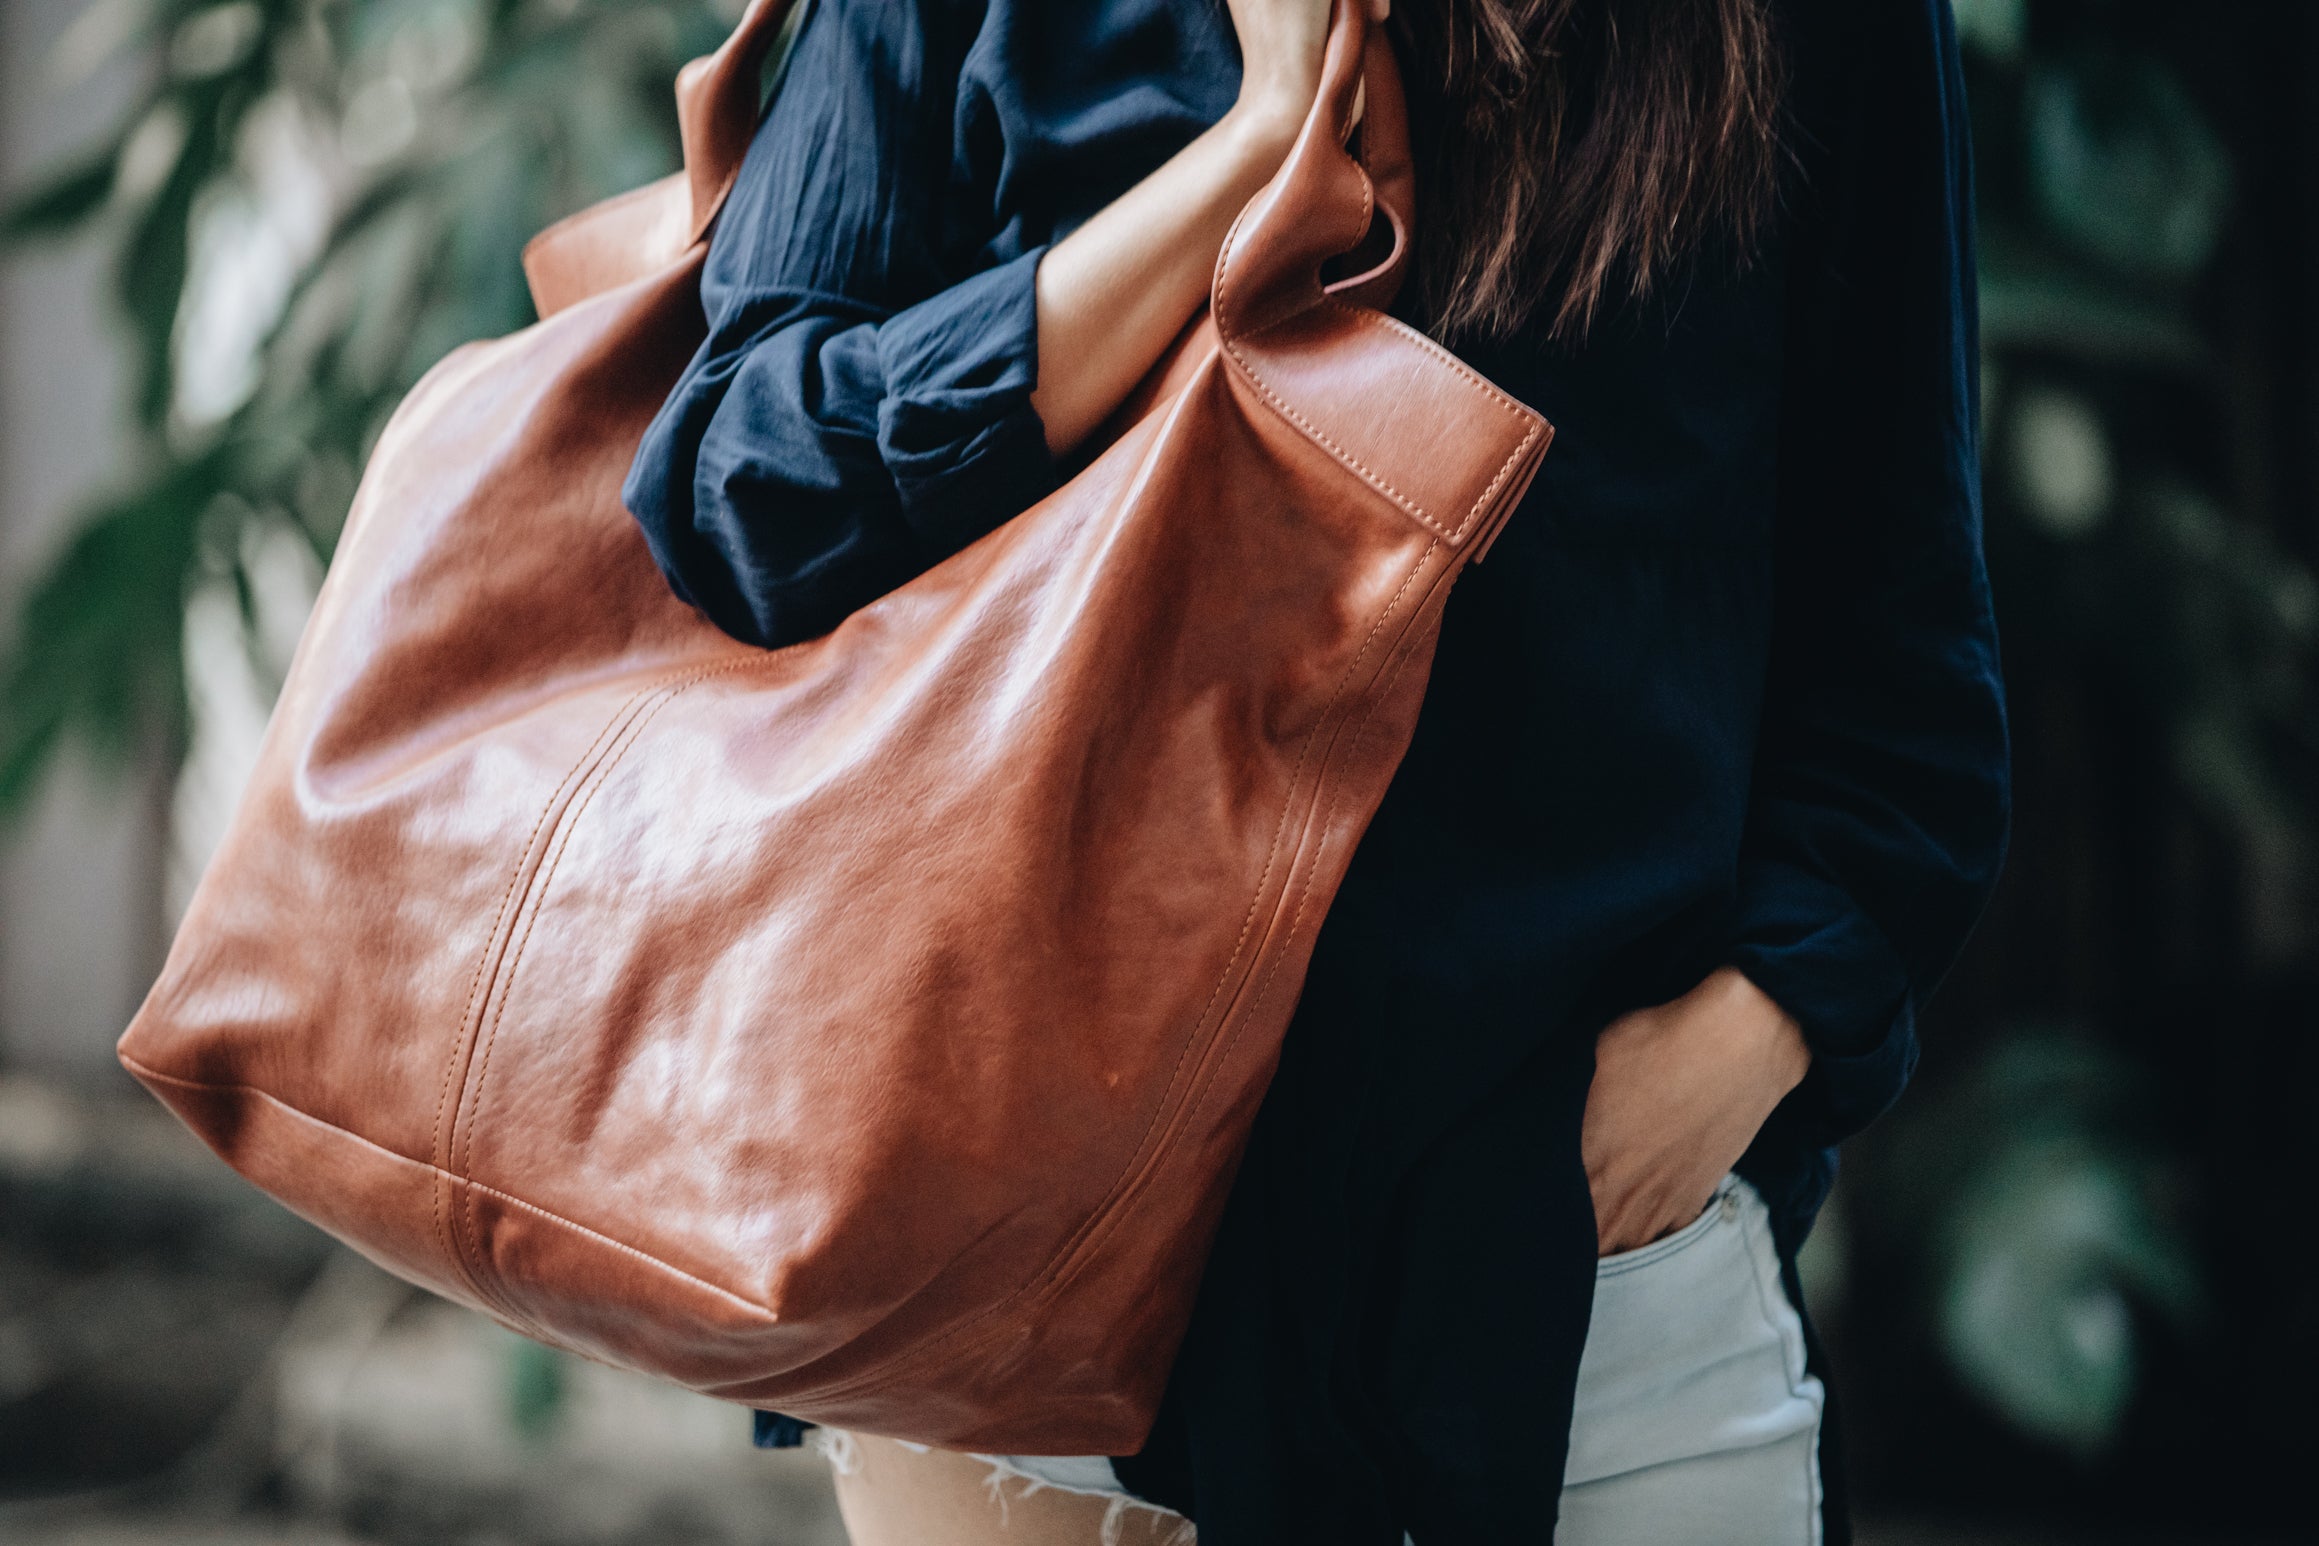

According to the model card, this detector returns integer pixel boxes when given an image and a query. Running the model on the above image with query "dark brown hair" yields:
[1389,0,1788,343]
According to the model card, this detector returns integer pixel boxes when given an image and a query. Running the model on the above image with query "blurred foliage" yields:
[504,1331,570,1440]
[1939,3,2318,1456]
[1972,15,2319,871]
[1869,1033,2204,1456]
[0,0,738,816]
[2025,50,2232,285]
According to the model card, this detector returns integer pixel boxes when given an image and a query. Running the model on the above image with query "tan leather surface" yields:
[521,173,692,323]
[118,0,1550,1453]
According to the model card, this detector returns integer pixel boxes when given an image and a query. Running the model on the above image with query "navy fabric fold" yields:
[624,0,1231,648]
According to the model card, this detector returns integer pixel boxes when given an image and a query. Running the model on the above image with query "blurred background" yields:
[0,0,2311,1541]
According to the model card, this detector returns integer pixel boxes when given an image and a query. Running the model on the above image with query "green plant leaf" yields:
[0,456,220,815]
[0,149,120,242]
[1874,1033,2207,1459]
[0,0,725,819]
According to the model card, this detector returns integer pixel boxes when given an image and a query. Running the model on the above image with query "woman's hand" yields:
[1223,0,1339,138]
[1581,968,1811,1255]
[1028,0,1387,457]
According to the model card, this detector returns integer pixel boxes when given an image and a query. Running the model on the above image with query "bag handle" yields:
[520,0,802,315]
[530,0,1413,327]
[676,0,809,245]
[683,0,1409,307]
[1213,0,1409,339]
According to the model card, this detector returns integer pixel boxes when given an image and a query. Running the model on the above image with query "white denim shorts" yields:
[972,1174,1826,1545]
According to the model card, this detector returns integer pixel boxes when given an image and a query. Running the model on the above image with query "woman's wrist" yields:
[1216,95,1305,178]
[1703,967,1812,1100]
[1030,70,1310,455]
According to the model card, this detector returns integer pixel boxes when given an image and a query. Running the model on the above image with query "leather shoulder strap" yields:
[1214,0,1407,340]
[526,0,1411,335]
[521,0,801,318]
[675,0,809,243]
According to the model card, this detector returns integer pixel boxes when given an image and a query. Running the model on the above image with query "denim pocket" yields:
[1566,1173,1824,1501]
[1593,1176,1739,1279]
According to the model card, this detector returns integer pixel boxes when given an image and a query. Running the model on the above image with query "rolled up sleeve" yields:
[622,0,1058,649]
[1730,0,2010,1144]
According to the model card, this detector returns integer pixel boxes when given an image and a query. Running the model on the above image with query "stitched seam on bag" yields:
[456,674,731,1264]
[1223,305,1540,546]
[1215,597,1431,1067]
[456,695,671,1271]
[437,694,643,1173]
[1017,627,1349,1302]
[841,550,1456,1407]
[429,693,647,1304]
[1035,541,1435,1276]
[955,444,1441,1311]
[1220,334,1438,531]
[1026,550,1447,1318]
[452,657,764,1306]
[120,1055,781,1322]
[1012,594,1437,1355]
[1153,544,1436,1105]
[461,1176,776,1320]
[795,540,1449,1407]
[1324,299,1528,417]
[453,684,680,1174]
[1222,317,1537,544]
[1116,671,1326,1185]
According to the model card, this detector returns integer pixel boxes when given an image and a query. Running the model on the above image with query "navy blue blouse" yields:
[628,0,2008,1540]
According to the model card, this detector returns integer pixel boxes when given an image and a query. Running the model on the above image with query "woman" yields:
[623,0,2007,1540]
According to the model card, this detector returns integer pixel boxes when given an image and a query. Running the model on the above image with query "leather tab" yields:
[522,0,799,318]
[1225,303,1549,548]
[676,0,802,244]
[1323,31,1412,315]
[1214,2,1548,550]
[1212,1,1377,343]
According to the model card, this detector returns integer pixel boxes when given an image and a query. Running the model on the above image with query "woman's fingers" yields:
[1586,1148,1719,1253]
[1221,0,1335,122]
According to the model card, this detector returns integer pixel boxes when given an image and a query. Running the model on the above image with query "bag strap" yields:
[676,0,808,245]
[685,0,1408,310]
[519,0,801,316]
[1213,0,1410,338]
[529,0,1411,326]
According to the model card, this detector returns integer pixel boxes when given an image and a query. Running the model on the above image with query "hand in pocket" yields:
[1581,968,1810,1256]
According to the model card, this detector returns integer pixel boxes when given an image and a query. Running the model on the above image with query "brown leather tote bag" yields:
[118,0,1549,1453]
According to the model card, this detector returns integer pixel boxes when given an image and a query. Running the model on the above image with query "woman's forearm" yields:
[1029,102,1303,456]
[1031,0,1381,454]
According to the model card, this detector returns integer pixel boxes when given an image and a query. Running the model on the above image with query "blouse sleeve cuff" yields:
[1729,859,1921,1143]
[874,246,1058,556]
